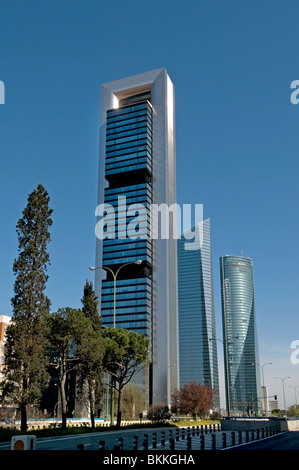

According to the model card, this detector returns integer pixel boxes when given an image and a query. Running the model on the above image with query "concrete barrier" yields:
[221,418,275,432]
[221,417,299,432]
[280,418,299,431]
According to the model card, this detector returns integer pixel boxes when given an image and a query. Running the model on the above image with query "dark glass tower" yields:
[100,98,153,335]
[95,69,179,407]
[220,255,261,415]
[178,219,219,408]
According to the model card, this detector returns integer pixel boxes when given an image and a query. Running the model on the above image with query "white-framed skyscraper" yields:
[178,219,220,408]
[94,69,179,407]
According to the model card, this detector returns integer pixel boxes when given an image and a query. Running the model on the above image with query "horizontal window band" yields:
[107,109,149,121]
[106,126,152,141]
[101,309,152,316]
[107,102,151,118]
[101,314,150,322]
[103,197,152,206]
[105,155,151,166]
[101,293,151,300]
[106,133,151,147]
[106,140,152,153]
[105,182,151,192]
[103,237,152,246]
[106,164,152,174]
[104,187,152,195]
[105,150,151,162]
[107,101,150,114]
[105,146,152,159]
[106,114,152,131]
[102,276,151,283]
[107,112,151,127]
[106,123,151,138]
[105,165,151,174]
[107,107,150,121]
[103,248,152,256]
[104,190,152,199]
[99,257,149,264]
[103,250,151,259]
[106,115,149,129]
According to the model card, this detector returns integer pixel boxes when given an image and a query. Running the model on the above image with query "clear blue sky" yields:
[1,0,298,409]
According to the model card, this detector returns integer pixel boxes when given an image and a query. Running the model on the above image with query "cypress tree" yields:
[76,280,104,428]
[2,184,53,430]
[81,279,102,330]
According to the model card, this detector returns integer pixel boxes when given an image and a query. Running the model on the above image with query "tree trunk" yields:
[90,412,95,429]
[117,386,123,427]
[20,403,28,431]
[20,373,28,431]
[60,376,67,429]
[89,383,95,429]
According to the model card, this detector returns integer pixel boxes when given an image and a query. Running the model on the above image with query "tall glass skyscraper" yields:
[178,219,219,408]
[95,69,179,407]
[220,255,261,415]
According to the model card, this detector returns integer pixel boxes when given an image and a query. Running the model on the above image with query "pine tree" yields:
[103,328,149,427]
[46,307,82,429]
[2,184,53,430]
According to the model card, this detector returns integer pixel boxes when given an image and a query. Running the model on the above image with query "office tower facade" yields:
[95,69,179,407]
[178,219,220,408]
[220,255,261,415]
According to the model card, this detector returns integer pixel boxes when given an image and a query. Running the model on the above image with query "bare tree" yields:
[171,381,214,419]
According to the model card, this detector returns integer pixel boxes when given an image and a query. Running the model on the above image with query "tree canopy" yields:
[103,328,149,426]
[171,381,214,419]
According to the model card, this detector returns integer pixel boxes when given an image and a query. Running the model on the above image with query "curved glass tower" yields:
[220,255,261,415]
[178,219,219,408]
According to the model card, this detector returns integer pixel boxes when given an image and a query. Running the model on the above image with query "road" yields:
[228,431,299,450]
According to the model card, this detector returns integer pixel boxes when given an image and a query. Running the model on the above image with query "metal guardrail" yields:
[75,424,283,451]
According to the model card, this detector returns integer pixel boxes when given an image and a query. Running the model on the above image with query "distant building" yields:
[0,315,11,380]
[220,255,261,415]
[268,399,279,412]
[178,219,219,408]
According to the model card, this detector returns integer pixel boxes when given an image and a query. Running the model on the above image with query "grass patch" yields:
[172,419,220,427]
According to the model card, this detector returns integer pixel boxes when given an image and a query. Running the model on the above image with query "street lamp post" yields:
[288,385,299,411]
[252,362,272,414]
[274,376,291,412]
[89,259,142,425]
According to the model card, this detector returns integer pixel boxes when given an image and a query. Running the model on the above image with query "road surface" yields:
[228,431,299,450]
